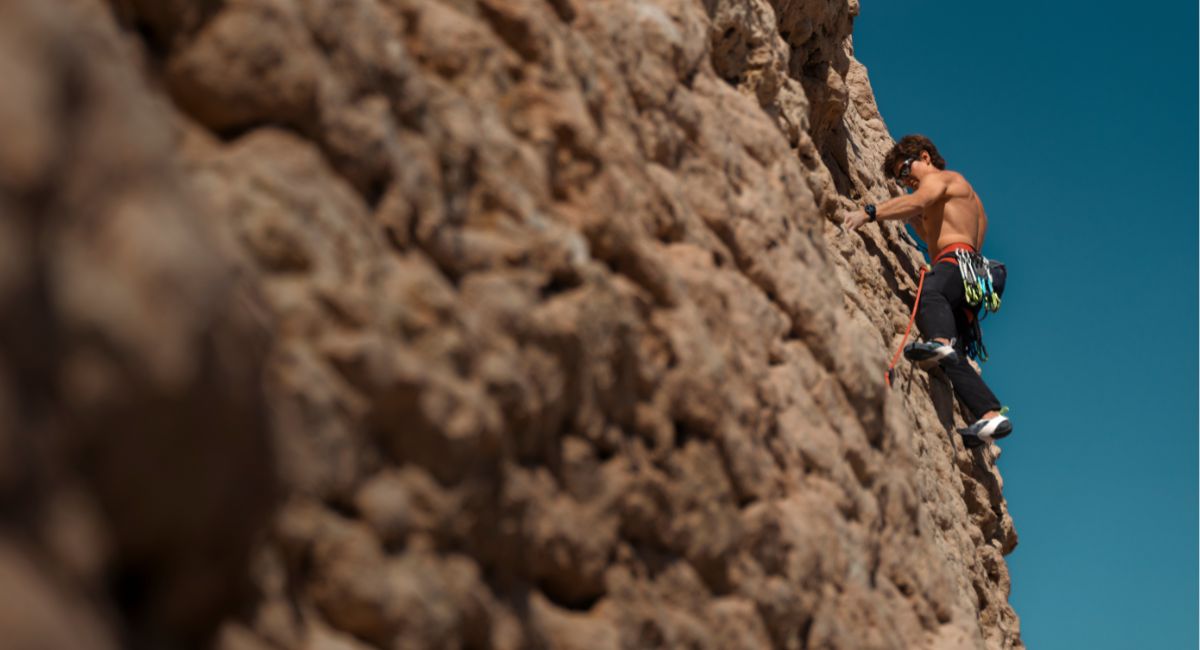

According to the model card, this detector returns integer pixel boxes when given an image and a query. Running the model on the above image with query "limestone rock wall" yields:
[0,0,1021,648]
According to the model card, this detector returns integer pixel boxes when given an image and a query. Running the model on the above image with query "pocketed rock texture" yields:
[0,0,1020,649]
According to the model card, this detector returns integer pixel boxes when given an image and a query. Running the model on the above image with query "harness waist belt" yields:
[933,242,977,265]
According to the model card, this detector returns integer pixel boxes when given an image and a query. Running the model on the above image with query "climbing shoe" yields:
[959,415,1012,449]
[903,340,958,368]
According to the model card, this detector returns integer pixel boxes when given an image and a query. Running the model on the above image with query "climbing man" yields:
[843,134,1011,448]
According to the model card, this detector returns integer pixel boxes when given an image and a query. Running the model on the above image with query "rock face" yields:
[0,0,1021,649]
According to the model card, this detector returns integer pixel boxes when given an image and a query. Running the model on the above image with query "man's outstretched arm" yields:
[843,175,948,230]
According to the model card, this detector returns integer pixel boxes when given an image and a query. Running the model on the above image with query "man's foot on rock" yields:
[904,340,958,368]
[959,414,1012,449]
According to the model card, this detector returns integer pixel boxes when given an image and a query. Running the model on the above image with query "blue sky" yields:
[854,2,1198,647]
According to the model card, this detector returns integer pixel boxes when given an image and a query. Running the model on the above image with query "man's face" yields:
[895,158,919,189]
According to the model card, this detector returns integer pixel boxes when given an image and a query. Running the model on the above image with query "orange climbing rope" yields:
[885,265,928,388]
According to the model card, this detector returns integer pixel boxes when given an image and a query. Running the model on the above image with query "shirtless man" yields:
[843,134,1011,447]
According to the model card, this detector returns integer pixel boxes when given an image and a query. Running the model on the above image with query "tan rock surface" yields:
[0,0,1020,648]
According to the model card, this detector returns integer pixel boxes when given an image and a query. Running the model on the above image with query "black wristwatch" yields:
[865,204,877,222]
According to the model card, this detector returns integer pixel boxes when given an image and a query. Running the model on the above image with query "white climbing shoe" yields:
[903,340,958,369]
[959,414,1012,449]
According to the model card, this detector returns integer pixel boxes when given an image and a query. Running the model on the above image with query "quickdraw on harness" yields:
[954,248,1002,316]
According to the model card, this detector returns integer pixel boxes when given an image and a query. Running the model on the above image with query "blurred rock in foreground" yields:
[0,0,1021,648]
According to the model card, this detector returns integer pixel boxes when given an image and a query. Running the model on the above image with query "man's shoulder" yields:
[935,169,973,193]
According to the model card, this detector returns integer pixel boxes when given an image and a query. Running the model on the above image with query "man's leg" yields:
[914,264,959,344]
[949,350,1010,447]
[945,287,1011,446]
[940,353,1002,421]
[915,264,1004,421]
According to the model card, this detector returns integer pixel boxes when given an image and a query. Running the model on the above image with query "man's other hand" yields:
[843,209,870,231]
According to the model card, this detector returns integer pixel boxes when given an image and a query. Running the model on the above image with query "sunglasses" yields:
[897,158,916,180]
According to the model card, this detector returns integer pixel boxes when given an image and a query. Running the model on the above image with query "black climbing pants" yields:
[916,261,1003,420]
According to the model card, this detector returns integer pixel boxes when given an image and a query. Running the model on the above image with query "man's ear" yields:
[920,150,932,164]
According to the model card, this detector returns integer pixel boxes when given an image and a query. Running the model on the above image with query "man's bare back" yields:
[909,169,988,253]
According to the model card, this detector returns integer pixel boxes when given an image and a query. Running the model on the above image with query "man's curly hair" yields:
[882,134,946,179]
